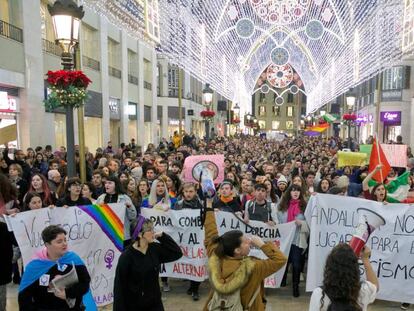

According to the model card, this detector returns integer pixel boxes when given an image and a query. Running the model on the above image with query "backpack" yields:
[247,200,273,222]
[207,286,261,311]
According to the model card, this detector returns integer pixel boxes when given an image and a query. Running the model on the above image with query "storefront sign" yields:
[380,111,401,125]
[0,91,17,113]
[109,98,121,120]
[381,90,403,102]
[356,114,373,123]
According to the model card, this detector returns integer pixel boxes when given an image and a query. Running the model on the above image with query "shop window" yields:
[258,120,266,129]
[287,106,294,117]
[382,66,403,90]
[259,106,266,116]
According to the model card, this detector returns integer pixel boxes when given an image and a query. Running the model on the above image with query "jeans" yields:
[282,245,304,288]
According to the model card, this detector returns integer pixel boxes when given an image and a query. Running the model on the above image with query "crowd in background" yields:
[1,133,414,310]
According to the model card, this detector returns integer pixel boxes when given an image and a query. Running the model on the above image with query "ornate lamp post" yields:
[48,0,84,178]
[202,83,214,142]
[345,89,356,150]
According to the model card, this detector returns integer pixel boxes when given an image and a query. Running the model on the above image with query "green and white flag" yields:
[323,113,338,123]
[368,171,410,203]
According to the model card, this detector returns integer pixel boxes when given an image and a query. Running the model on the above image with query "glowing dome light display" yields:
[85,0,410,113]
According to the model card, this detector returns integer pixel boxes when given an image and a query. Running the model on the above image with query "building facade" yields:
[0,0,227,151]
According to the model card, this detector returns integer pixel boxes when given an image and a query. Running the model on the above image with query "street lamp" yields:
[48,0,84,178]
[48,0,84,70]
[345,88,357,150]
[202,83,214,106]
[203,83,214,142]
[233,103,240,115]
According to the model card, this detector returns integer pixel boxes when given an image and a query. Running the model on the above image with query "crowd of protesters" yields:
[1,132,414,310]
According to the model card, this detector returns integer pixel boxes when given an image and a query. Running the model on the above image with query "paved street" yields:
[6,280,403,311]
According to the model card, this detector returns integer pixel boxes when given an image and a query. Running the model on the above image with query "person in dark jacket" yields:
[0,220,13,310]
[2,146,31,182]
[56,178,91,207]
[212,179,242,214]
[113,215,182,311]
[18,225,94,311]
[173,182,203,300]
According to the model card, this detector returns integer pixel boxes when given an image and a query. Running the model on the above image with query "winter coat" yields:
[203,209,287,311]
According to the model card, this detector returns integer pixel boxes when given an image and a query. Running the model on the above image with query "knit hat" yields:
[277,175,288,185]
[130,167,143,181]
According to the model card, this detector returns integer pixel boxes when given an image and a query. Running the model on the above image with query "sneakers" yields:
[162,282,171,292]
[401,303,410,310]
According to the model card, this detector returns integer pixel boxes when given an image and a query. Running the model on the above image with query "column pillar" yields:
[151,48,158,144]
[120,30,129,143]
[137,41,145,150]
[20,1,55,149]
[99,16,110,145]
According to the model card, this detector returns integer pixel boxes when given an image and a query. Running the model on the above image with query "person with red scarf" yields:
[276,183,309,298]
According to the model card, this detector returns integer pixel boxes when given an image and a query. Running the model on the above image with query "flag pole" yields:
[374,133,384,182]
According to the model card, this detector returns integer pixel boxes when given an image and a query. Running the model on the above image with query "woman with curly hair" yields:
[309,244,378,311]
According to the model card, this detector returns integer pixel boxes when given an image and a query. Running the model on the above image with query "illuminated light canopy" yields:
[85,0,407,113]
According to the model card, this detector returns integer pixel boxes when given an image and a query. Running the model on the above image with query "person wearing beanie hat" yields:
[212,179,242,214]
[113,216,182,311]
[276,175,288,198]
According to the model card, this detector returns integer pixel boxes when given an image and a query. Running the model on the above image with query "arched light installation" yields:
[84,0,407,113]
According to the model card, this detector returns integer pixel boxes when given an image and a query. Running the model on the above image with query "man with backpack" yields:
[203,197,287,311]
[244,183,276,226]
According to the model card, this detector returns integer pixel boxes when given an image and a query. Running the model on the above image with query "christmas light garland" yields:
[84,0,406,114]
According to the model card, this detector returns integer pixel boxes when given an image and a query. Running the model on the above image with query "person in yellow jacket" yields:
[172,131,181,149]
[203,198,287,311]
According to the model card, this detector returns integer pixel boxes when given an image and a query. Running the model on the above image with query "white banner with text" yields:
[305,194,414,304]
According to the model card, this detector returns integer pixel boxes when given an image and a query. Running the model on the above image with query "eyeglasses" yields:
[71,183,82,188]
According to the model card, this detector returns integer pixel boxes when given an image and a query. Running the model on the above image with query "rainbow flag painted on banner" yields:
[304,123,329,136]
[78,204,124,251]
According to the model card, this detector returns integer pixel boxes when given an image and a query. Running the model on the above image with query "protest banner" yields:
[359,144,407,167]
[381,144,408,168]
[141,209,296,288]
[305,194,414,304]
[182,155,224,184]
[337,151,367,167]
[5,204,126,307]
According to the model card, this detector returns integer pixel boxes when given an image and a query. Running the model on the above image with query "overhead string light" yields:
[85,0,406,113]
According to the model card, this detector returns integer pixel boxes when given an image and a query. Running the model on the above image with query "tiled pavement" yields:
[6,280,404,311]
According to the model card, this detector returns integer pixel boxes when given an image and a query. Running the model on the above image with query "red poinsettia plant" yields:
[232,118,241,124]
[200,110,216,120]
[343,113,357,121]
[44,70,92,110]
[46,70,92,88]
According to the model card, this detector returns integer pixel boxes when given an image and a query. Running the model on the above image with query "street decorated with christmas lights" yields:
[2,0,414,311]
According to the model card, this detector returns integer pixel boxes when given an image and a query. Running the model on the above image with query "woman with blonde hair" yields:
[141,177,172,211]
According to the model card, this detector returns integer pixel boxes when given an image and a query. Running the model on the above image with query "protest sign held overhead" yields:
[182,155,225,184]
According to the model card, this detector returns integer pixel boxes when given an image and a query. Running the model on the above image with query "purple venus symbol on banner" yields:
[104,250,115,269]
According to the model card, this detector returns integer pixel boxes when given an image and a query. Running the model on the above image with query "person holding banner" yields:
[173,182,203,300]
[212,179,242,214]
[18,225,95,311]
[309,244,378,311]
[113,215,182,311]
[96,175,137,246]
[203,198,287,311]
[141,177,172,211]
[277,184,309,297]
[56,178,92,207]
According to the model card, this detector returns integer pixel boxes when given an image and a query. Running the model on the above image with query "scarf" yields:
[20,248,97,311]
[220,195,233,204]
[287,199,301,222]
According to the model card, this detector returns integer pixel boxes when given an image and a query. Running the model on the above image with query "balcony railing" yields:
[83,55,100,71]
[42,39,62,57]
[144,81,152,90]
[0,20,23,43]
[128,74,138,85]
[109,66,122,78]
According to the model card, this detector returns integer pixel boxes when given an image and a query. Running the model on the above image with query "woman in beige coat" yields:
[203,198,287,311]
